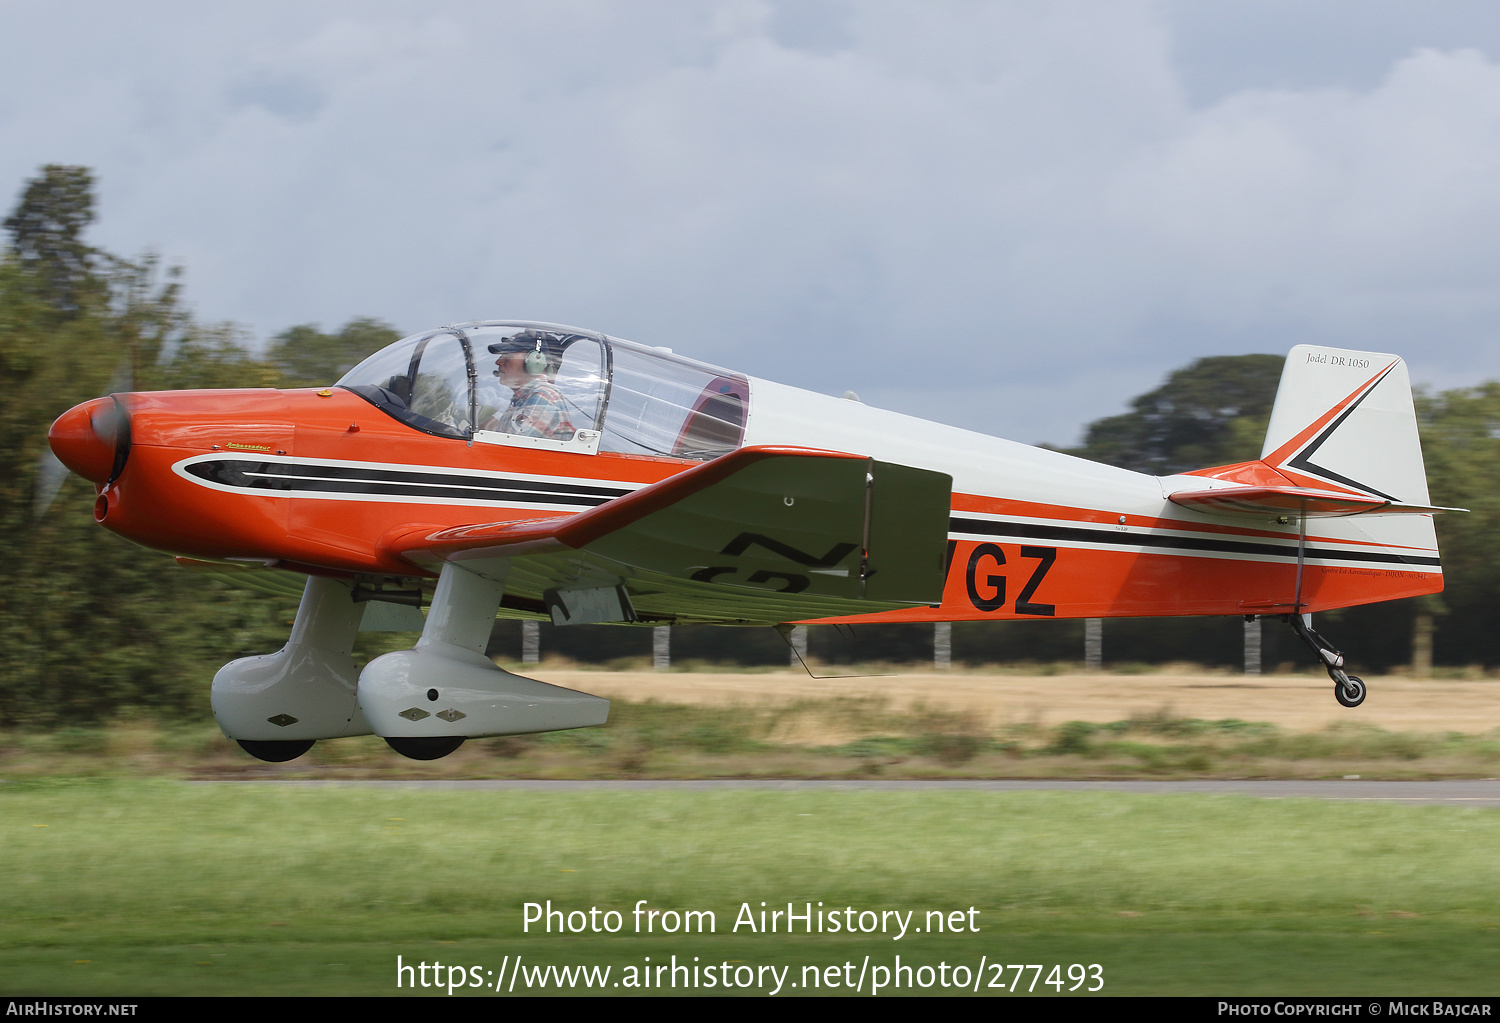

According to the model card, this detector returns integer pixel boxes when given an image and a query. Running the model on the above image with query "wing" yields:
[383,445,953,625]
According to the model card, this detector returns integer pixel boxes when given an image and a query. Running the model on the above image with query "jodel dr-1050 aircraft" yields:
[46,320,1457,762]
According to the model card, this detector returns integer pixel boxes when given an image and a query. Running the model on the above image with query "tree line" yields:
[2,164,1496,725]
[1,167,401,726]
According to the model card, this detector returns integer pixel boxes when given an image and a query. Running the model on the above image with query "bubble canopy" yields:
[336,320,750,460]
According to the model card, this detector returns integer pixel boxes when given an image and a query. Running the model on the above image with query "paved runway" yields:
[219,779,1500,806]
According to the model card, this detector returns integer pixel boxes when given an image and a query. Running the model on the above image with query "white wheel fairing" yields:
[356,560,609,739]
[211,576,372,741]
[357,643,609,739]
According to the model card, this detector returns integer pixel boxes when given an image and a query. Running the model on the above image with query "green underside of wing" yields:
[186,566,312,600]
[494,454,954,624]
[193,453,954,627]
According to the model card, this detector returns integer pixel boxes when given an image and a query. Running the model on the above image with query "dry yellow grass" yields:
[539,667,1500,735]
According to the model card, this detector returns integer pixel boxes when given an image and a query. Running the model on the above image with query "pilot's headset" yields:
[522,337,549,376]
[490,333,552,377]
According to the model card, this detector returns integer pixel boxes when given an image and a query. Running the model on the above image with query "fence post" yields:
[521,620,540,664]
[1413,610,1433,679]
[653,625,671,671]
[1084,618,1102,671]
[789,625,808,667]
[1244,616,1262,676]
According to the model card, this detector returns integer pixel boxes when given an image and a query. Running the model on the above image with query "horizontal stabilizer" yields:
[1169,485,1464,518]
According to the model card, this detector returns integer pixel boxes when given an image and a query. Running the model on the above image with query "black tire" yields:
[1334,675,1366,708]
[237,739,316,762]
[385,736,466,761]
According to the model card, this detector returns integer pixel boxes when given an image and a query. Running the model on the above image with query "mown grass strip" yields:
[2,781,1498,995]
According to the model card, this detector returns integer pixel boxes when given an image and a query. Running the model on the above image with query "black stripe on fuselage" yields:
[948,516,1441,568]
[184,459,628,507]
[181,459,1438,568]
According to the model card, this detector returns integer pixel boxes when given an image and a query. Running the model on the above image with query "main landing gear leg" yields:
[1284,613,1366,708]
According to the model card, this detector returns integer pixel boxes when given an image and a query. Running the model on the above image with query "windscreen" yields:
[337,330,473,439]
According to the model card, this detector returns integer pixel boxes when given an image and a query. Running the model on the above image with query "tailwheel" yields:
[1286,615,1368,709]
[385,736,466,761]
[237,739,316,762]
[1334,675,1366,708]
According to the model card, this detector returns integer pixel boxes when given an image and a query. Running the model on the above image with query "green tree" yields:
[0,168,297,726]
[267,317,400,387]
[1409,384,1500,665]
[1066,354,1286,474]
[3,165,101,319]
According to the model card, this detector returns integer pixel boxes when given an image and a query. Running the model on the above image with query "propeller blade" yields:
[32,449,72,521]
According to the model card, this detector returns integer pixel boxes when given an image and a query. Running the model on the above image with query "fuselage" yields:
[48,323,1442,625]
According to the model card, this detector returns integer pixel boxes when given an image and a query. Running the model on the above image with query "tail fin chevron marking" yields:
[1280,363,1400,500]
[1260,347,1431,507]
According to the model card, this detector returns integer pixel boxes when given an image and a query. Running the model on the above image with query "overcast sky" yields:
[5,0,1500,446]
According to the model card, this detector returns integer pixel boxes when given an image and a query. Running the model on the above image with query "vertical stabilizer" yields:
[1261,345,1431,505]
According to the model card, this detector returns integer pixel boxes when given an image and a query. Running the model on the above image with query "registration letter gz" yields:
[964,544,1057,616]
[965,543,1007,612]
[1014,546,1056,616]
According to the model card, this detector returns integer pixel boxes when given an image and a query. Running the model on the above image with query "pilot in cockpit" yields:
[481,334,576,440]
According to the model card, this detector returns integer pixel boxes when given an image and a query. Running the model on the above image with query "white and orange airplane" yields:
[46,321,1456,762]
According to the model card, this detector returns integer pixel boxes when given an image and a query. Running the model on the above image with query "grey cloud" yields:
[225,72,327,122]
[1164,0,1500,104]
[767,0,854,55]
[4,1,1500,447]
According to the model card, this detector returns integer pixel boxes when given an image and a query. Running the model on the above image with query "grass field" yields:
[5,691,1499,781]
[3,780,1499,996]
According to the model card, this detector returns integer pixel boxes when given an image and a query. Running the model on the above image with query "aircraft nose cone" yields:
[48,396,131,484]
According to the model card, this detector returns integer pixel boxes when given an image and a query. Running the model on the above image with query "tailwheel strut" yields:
[1284,614,1365,708]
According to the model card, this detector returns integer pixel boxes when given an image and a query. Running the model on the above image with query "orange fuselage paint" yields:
[87,388,681,576]
[69,387,1441,624]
